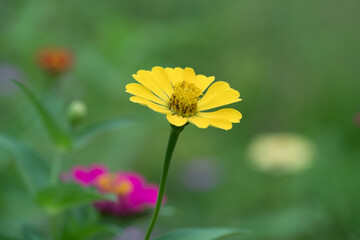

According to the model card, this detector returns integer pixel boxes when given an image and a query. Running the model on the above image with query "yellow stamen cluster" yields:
[96,174,133,196]
[96,174,115,193]
[115,181,133,196]
[168,81,202,117]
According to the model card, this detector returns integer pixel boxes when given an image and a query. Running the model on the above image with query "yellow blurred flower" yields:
[126,67,242,130]
[248,133,314,173]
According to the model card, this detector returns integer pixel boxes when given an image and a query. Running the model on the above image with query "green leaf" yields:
[21,226,44,240]
[0,135,50,194]
[74,118,135,149]
[36,183,116,215]
[61,207,121,240]
[10,80,72,151]
[67,224,120,240]
[0,234,17,240]
[154,228,248,240]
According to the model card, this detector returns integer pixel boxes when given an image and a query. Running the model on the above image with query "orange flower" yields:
[38,47,73,74]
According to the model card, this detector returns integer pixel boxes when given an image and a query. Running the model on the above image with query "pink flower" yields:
[66,165,163,216]
[71,164,107,186]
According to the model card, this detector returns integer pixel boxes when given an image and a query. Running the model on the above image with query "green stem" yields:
[144,124,185,240]
[50,152,62,185]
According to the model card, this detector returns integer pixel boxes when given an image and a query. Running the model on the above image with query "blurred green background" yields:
[0,0,359,239]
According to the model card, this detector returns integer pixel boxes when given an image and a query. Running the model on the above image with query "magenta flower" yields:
[71,164,108,186]
[67,165,162,216]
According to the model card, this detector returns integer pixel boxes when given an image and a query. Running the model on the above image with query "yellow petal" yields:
[165,67,184,86]
[195,75,215,93]
[198,89,241,111]
[151,66,174,97]
[147,102,171,114]
[187,116,210,129]
[198,108,242,123]
[198,81,233,109]
[126,83,166,106]
[208,118,233,130]
[201,81,231,101]
[130,96,170,114]
[166,114,188,126]
[133,70,169,101]
[183,67,196,83]
[129,96,151,106]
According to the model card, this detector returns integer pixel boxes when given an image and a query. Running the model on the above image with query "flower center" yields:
[115,180,133,196]
[169,81,202,117]
[96,174,133,196]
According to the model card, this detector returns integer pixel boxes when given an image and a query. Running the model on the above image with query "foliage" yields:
[154,228,248,240]
[0,0,359,239]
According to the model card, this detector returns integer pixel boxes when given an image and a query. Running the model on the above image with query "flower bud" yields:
[67,100,87,125]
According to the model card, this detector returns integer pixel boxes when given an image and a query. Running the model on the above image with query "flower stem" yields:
[144,124,185,240]
[50,152,62,185]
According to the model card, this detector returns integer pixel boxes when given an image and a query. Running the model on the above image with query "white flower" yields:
[248,133,314,174]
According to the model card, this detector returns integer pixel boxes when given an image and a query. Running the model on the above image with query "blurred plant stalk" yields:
[50,152,63,185]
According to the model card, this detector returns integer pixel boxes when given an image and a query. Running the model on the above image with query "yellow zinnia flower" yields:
[126,67,242,130]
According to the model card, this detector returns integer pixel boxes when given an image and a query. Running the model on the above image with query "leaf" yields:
[0,135,50,194]
[61,207,121,240]
[36,183,116,215]
[0,234,17,240]
[74,118,135,149]
[21,226,44,240]
[10,80,72,151]
[67,224,121,240]
[154,228,248,240]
